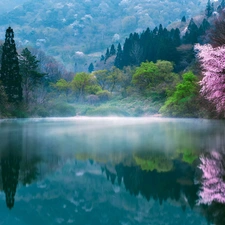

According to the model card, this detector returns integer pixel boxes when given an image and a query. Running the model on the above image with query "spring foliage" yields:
[160,72,198,117]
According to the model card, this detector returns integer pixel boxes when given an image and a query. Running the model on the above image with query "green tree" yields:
[132,61,159,90]
[71,72,96,101]
[109,44,116,56]
[181,16,186,22]
[0,27,22,103]
[107,67,123,93]
[114,43,123,69]
[205,0,214,18]
[93,70,109,90]
[54,78,71,102]
[132,61,178,99]
[0,81,8,117]
[160,71,199,117]
[19,48,44,104]
[183,18,199,44]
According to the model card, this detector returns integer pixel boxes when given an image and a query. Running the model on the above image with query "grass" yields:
[73,95,163,117]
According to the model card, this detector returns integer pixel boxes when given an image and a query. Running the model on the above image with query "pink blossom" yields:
[197,151,225,205]
[195,44,225,113]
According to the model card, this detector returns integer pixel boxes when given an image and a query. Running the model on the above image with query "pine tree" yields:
[88,62,94,73]
[109,44,116,56]
[221,0,225,9]
[19,48,44,104]
[205,0,214,18]
[114,43,123,69]
[0,27,22,102]
[104,48,110,62]
[183,18,199,44]
[181,16,186,22]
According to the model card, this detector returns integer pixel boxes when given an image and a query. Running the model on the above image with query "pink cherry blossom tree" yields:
[195,44,225,113]
[197,151,225,205]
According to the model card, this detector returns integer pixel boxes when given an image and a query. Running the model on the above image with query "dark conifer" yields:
[221,0,225,9]
[173,28,181,46]
[183,18,199,44]
[88,62,94,73]
[109,44,116,56]
[114,43,123,69]
[104,48,110,62]
[0,27,22,102]
[100,55,105,61]
[205,0,214,18]
[181,16,186,22]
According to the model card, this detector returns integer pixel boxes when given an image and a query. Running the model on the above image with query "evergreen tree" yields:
[19,48,44,104]
[104,48,110,62]
[109,44,116,56]
[221,0,225,9]
[198,19,211,43]
[100,55,105,61]
[0,27,22,102]
[181,16,186,22]
[183,18,199,44]
[205,0,214,18]
[88,62,94,73]
[114,43,123,69]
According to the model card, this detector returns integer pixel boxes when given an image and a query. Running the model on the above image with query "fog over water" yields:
[0,117,225,224]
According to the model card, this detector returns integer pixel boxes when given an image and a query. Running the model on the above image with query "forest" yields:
[0,0,225,118]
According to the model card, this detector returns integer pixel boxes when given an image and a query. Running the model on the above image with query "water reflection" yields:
[0,118,225,224]
[197,151,225,225]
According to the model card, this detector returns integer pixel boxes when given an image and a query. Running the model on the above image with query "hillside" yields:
[0,0,208,71]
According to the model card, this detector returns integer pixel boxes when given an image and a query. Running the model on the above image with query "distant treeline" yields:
[101,18,210,72]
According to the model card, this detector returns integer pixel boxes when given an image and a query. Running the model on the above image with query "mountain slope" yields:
[0,0,208,71]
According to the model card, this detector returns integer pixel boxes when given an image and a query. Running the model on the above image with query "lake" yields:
[0,117,225,225]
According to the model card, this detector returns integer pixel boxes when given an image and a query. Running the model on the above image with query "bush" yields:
[86,95,100,104]
[85,106,129,116]
[50,103,76,117]
[159,71,199,117]
[96,90,111,101]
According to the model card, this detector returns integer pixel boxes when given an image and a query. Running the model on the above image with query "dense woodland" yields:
[0,0,209,71]
[0,0,225,118]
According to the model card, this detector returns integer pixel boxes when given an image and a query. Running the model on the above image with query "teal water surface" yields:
[0,117,225,225]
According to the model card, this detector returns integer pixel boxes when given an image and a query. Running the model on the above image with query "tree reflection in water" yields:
[102,159,199,209]
[198,151,225,205]
[197,151,225,225]
[1,150,21,209]
[0,148,41,209]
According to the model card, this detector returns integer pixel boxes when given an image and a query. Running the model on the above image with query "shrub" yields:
[96,90,111,101]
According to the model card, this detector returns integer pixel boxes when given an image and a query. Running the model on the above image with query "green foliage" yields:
[93,70,109,90]
[85,105,130,117]
[96,90,111,101]
[71,72,96,101]
[107,67,123,93]
[49,102,76,117]
[132,61,159,89]
[134,153,174,172]
[160,71,199,117]
[132,60,179,100]
[85,84,102,95]
[0,27,22,103]
[0,82,9,117]
[19,48,44,104]
[53,79,70,91]
[180,149,198,164]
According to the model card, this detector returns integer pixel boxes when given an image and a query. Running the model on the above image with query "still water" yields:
[0,117,225,225]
